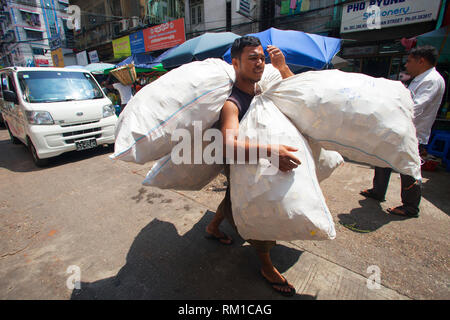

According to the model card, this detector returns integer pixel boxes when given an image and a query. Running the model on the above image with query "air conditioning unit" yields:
[131,16,140,28]
[120,19,129,32]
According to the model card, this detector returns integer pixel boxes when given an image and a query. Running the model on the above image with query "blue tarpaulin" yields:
[223,27,341,72]
[161,32,240,69]
[116,45,180,69]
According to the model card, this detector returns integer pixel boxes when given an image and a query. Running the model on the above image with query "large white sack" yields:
[266,69,421,180]
[230,95,336,241]
[111,59,235,164]
[307,137,344,182]
[143,136,343,190]
[111,59,282,165]
[142,139,223,190]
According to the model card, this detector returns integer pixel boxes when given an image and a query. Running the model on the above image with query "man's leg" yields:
[398,174,421,216]
[249,240,295,296]
[361,167,392,201]
[205,195,233,245]
[206,165,233,244]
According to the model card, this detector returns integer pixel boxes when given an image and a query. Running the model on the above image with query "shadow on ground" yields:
[338,199,414,233]
[421,170,450,216]
[71,212,315,300]
[0,135,114,173]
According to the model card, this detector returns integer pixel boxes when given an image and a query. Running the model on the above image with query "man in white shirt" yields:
[112,81,134,108]
[360,46,445,218]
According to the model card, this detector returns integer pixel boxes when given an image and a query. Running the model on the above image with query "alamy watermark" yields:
[67,5,81,31]
[169,121,301,176]
[66,265,81,290]
[366,265,381,290]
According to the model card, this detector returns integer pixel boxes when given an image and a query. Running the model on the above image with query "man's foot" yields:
[386,206,419,218]
[360,189,385,202]
[260,267,295,297]
[205,226,233,245]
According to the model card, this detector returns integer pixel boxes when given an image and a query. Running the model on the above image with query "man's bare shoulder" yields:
[221,100,239,116]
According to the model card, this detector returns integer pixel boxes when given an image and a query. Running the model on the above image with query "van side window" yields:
[7,75,17,94]
[0,74,7,98]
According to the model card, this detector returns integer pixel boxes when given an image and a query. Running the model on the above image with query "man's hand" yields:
[270,144,301,172]
[267,45,294,79]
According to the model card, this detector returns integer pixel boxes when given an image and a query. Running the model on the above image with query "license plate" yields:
[75,138,97,151]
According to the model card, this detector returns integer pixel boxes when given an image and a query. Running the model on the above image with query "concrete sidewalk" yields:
[0,128,448,299]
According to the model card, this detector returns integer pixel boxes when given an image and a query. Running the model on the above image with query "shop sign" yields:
[34,58,49,66]
[51,48,65,67]
[343,45,378,56]
[76,50,88,66]
[88,50,99,63]
[143,18,185,52]
[341,0,442,33]
[112,35,131,59]
[130,30,146,54]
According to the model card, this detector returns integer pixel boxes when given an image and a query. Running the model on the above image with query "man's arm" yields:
[220,101,301,172]
[267,45,294,79]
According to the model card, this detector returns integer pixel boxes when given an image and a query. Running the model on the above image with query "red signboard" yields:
[34,58,49,66]
[143,18,185,52]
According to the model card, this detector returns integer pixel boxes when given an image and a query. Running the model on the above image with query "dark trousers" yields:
[372,167,421,215]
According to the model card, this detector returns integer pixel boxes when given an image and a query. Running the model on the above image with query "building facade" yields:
[0,0,75,67]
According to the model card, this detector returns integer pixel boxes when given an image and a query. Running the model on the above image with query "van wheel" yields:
[28,138,48,167]
[6,122,21,144]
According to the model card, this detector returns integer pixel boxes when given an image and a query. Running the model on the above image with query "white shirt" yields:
[113,83,134,105]
[408,67,445,145]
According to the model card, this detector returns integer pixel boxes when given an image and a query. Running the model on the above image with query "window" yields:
[25,29,44,40]
[18,71,103,103]
[197,6,202,23]
[32,47,45,55]
[191,7,196,25]
[20,10,41,27]
[190,1,204,25]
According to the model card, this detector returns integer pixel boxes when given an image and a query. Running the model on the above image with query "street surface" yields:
[0,125,448,300]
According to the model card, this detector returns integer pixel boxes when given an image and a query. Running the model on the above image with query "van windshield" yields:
[17,71,104,103]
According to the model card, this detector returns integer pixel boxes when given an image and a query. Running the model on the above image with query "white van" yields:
[0,67,117,166]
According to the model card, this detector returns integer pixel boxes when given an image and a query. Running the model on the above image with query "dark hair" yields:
[409,45,439,66]
[230,36,262,59]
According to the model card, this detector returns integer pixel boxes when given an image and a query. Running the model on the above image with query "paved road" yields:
[0,126,448,299]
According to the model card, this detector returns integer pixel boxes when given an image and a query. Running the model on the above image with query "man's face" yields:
[405,55,423,77]
[232,45,265,83]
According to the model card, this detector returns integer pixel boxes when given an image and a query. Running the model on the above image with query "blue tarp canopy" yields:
[116,52,156,68]
[161,32,240,69]
[116,46,180,69]
[223,27,341,72]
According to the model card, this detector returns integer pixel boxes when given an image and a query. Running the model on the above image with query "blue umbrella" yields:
[116,53,155,68]
[162,32,241,69]
[223,28,341,71]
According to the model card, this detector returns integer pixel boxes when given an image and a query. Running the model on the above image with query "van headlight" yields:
[25,111,54,125]
[103,104,115,118]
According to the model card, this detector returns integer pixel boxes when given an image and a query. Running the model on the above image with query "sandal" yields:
[261,271,296,297]
[360,189,385,202]
[386,206,419,218]
[204,231,233,245]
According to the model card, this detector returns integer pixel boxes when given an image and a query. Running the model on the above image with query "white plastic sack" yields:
[111,59,235,164]
[265,69,421,180]
[307,137,344,182]
[142,139,223,190]
[230,95,336,241]
[142,138,343,190]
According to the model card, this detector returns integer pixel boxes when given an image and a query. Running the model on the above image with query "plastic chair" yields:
[427,132,450,171]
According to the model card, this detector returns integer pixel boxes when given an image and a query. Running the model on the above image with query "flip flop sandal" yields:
[261,272,296,297]
[360,189,385,202]
[386,206,419,218]
[204,232,233,245]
